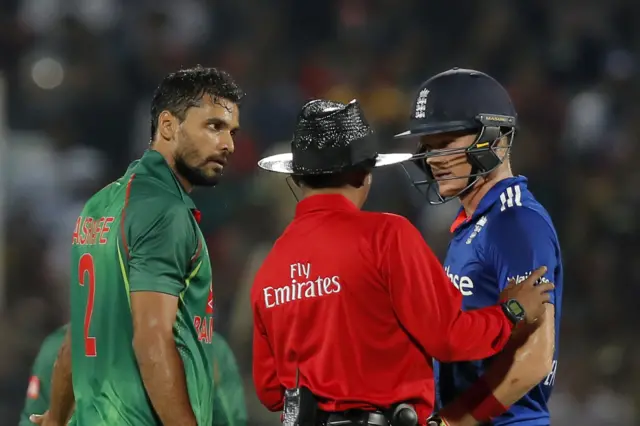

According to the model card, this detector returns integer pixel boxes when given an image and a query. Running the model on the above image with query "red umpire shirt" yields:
[251,194,515,420]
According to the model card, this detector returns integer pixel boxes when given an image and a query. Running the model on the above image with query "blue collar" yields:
[450,176,528,233]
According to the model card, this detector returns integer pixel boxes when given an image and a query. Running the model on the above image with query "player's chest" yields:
[443,223,499,310]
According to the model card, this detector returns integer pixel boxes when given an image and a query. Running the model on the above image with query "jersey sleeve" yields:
[127,201,198,296]
[212,333,248,426]
[19,326,68,426]
[486,208,559,304]
[378,215,514,363]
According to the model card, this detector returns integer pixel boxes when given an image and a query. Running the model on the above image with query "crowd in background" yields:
[1,0,639,425]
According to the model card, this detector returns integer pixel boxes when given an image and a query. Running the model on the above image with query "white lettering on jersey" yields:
[466,215,488,244]
[544,360,558,386]
[507,270,551,285]
[444,265,474,296]
[264,262,342,308]
[499,185,523,211]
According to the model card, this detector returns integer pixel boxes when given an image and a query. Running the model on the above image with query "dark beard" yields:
[174,154,220,187]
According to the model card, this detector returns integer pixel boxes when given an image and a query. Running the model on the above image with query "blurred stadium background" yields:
[1,0,639,425]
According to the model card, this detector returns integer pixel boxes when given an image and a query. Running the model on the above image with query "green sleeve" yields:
[127,201,197,296]
[19,326,68,426]
[212,333,248,426]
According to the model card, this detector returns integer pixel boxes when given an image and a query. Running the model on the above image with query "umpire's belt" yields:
[321,411,388,426]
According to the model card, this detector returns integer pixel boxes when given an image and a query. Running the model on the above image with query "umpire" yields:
[252,99,553,426]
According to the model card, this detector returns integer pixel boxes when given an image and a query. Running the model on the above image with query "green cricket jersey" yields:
[70,150,215,425]
[211,333,247,426]
[20,325,247,426]
[19,325,69,426]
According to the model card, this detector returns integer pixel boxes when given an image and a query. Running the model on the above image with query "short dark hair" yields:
[292,159,376,189]
[150,65,245,139]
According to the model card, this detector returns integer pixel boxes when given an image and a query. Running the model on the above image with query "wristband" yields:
[459,378,508,422]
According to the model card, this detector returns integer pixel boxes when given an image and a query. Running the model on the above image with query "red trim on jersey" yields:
[120,173,136,259]
[450,210,470,233]
[190,238,203,265]
[205,283,214,314]
[27,375,40,399]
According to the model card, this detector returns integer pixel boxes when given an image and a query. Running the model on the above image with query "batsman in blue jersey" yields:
[396,68,562,426]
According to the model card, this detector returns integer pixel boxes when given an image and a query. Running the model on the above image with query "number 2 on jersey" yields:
[78,253,97,357]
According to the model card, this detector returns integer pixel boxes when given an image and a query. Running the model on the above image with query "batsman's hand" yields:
[500,266,554,324]
[30,411,61,426]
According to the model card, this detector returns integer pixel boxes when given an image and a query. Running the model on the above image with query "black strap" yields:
[322,411,389,426]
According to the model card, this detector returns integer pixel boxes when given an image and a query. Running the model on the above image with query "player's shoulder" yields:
[124,193,196,249]
[486,188,557,241]
[35,325,68,366]
[40,324,67,348]
[127,194,193,230]
[127,169,182,202]
[125,170,190,214]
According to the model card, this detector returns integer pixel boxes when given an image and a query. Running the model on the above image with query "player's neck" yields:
[174,171,194,193]
[150,146,194,192]
[460,167,513,216]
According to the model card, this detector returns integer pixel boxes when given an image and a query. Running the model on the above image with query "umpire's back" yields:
[252,194,435,420]
[252,99,429,423]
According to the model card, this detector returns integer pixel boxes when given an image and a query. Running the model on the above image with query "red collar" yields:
[295,194,359,217]
[450,209,470,233]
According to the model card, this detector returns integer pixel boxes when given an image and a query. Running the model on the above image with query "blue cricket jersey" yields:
[435,176,563,426]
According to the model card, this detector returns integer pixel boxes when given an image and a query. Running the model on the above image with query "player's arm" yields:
[128,203,199,426]
[439,209,559,426]
[251,296,284,411]
[380,216,540,363]
[212,333,248,426]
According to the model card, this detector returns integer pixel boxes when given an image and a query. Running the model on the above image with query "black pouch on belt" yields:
[283,386,318,426]
[389,403,418,426]
[283,369,318,426]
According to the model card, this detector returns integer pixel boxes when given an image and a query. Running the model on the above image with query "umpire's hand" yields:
[500,266,554,324]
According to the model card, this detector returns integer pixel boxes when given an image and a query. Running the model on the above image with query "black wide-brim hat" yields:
[258,99,412,174]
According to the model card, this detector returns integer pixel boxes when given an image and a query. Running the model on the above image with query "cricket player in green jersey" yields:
[31,66,244,426]
[211,333,247,426]
[23,326,247,426]
[20,325,68,426]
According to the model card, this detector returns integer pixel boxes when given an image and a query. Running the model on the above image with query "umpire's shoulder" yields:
[357,210,417,239]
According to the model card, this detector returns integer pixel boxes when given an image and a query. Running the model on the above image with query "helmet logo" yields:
[415,89,430,118]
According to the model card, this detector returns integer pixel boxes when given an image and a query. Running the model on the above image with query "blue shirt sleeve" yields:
[486,207,560,304]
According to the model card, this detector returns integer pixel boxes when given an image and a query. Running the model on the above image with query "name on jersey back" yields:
[263,262,342,308]
[72,216,115,246]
